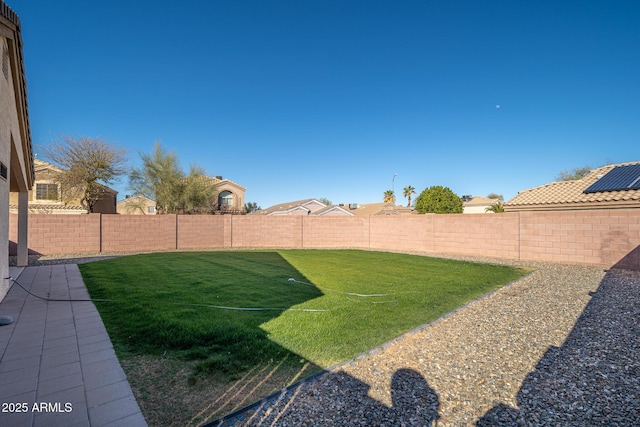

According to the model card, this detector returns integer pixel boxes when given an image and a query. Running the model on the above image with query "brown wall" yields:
[8,209,640,269]
[9,213,102,255]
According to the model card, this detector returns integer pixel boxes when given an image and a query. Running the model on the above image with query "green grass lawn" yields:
[78,250,528,424]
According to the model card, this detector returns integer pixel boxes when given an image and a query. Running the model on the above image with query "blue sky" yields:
[9,0,640,208]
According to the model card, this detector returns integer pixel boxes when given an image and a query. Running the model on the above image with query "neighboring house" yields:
[505,161,640,211]
[345,202,417,216]
[117,176,246,215]
[117,194,157,215]
[208,176,246,213]
[462,196,500,214]
[253,199,354,216]
[9,159,118,214]
[1,1,35,298]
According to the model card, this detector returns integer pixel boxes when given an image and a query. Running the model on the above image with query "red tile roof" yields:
[505,162,640,211]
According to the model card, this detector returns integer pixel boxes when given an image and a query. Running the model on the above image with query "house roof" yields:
[339,202,417,216]
[255,200,419,216]
[1,1,35,187]
[253,199,324,215]
[312,205,354,216]
[195,176,246,191]
[33,159,118,195]
[117,195,156,205]
[505,161,640,211]
[10,203,87,213]
[34,158,62,172]
[463,196,498,207]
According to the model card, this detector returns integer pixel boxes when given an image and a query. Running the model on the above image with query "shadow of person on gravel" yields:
[478,268,640,426]
[391,368,440,425]
[210,368,440,426]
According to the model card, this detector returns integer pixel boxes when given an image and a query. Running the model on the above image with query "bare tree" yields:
[40,136,128,212]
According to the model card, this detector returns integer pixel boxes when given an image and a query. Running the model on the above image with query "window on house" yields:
[35,183,59,201]
[148,206,156,213]
[219,191,233,206]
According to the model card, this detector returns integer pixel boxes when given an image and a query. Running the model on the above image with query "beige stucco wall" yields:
[463,205,493,214]
[1,28,31,299]
[0,38,13,299]
[117,196,157,215]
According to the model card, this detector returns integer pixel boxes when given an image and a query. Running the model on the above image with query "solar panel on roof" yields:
[584,164,640,193]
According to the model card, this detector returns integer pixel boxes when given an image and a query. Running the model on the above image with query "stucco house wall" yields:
[214,179,245,212]
[117,195,157,215]
[9,159,117,214]
[462,196,498,214]
[1,1,35,300]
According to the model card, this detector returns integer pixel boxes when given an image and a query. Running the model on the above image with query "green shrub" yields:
[415,185,463,214]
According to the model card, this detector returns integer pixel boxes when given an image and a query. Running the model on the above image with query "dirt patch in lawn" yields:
[121,355,320,426]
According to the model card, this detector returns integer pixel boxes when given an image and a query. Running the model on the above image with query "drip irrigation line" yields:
[4,276,328,312]
[5,276,398,312]
[171,302,328,312]
[287,278,390,297]
[5,276,112,302]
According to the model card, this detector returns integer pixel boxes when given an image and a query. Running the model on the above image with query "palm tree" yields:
[485,201,505,213]
[403,185,416,207]
[383,190,395,203]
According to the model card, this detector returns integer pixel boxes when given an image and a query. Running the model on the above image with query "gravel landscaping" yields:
[209,261,639,426]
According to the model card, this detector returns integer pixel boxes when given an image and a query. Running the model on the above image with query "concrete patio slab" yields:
[0,264,147,427]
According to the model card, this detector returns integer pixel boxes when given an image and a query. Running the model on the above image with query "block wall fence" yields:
[8,209,640,269]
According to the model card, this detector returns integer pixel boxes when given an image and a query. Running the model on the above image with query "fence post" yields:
[99,213,103,254]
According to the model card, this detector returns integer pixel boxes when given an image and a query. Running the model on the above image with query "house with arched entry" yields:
[212,176,246,213]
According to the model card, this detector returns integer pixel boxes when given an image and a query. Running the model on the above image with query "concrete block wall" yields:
[369,216,434,253]
[177,215,228,250]
[432,213,520,259]
[7,209,640,269]
[230,216,303,248]
[101,214,177,253]
[12,214,101,255]
[302,217,370,248]
[519,210,640,266]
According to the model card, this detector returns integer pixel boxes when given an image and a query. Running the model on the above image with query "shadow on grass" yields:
[80,251,329,424]
[478,268,640,426]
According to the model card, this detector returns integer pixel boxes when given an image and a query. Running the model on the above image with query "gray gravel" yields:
[211,262,640,427]
[9,252,127,266]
